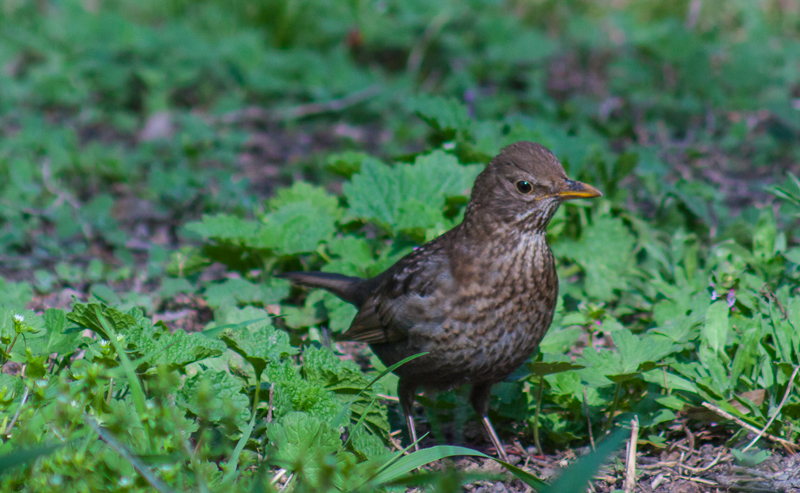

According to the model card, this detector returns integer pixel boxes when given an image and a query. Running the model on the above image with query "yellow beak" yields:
[554,180,603,200]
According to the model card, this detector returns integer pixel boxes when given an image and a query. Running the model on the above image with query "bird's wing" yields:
[340,242,450,344]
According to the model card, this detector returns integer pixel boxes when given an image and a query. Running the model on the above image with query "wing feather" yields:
[340,241,451,344]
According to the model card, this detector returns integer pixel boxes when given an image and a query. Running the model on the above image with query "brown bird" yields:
[280,142,602,460]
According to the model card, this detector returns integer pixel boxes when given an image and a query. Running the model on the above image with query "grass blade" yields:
[0,444,64,475]
[542,425,628,493]
[370,445,488,485]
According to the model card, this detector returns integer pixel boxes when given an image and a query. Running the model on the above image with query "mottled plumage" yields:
[280,141,602,459]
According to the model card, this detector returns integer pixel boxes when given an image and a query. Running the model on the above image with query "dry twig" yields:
[742,365,800,453]
[701,402,799,452]
[624,416,639,493]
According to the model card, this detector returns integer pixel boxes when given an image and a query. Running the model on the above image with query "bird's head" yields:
[467,141,602,231]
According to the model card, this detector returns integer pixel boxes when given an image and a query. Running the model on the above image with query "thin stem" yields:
[603,382,623,436]
[532,377,544,454]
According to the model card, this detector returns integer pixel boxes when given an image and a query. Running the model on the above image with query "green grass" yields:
[1,0,799,491]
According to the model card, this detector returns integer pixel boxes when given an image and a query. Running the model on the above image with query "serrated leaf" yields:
[139,329,226,370]
[267,412,347,483]
[0,279,32,309]
[267,181,341,217]
[349,425,387,460]
[322,236,375,277]
[178,370,250,428]
[217,306,297,376]
[322,293,358,333]
[303,346,390,437]
[553,215,636,301]
[184,214,261,243]
[203,277,290,309]
[265,361,341,421]
[42,308,80,356]
[67,303,138,340]
[405,95,471,134]
[254,200,339,254]
[343,151,481,234]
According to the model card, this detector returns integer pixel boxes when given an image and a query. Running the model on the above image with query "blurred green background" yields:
[2,1,800,491]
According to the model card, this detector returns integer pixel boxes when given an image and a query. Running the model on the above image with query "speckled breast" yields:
[372,233,558,389]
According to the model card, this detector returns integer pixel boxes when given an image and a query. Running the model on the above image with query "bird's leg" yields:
[398,379,420,451]
[470,382,509,462]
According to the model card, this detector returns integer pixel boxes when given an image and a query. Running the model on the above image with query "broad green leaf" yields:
[405,95,471,134]
[322,293,358,333]
[553,215,636,301]
[753,208,778,261]
[343,151,481,234]
[178,370,250,428]
[703,300,729,354]
[539,326,583,354]
[303,346,390,437]
[267,412,347,483]
[184,214,260,243]
[217,306,297,377]
[527,360,585,377]
[265,361,341,421]
[0,279,33,309]
[267,181,341,217]
[203,277,290,309]
[135,329,226,370]
[67,303,138,339]
[255,200,339,254]
[322,236,375,277]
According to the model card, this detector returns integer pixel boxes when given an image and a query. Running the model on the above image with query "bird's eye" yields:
[516,180,533,194]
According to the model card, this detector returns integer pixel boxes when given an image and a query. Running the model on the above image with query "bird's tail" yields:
[278,271,365,306]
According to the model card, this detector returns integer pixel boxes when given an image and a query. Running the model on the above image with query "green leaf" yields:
[267,412,347,483]
[405,95,471,134]
[255,200,339,254]
[185,214,261,243]
[753,208,778,261]
[579,330,676,384]
[527,360,585,377]
[303,346,390,437]
[267,181,341,216]
[265,361,341,421]
[0,444,64,476]
[370,446,489,485]
[137,329,226,370]
[326,151,371,178]
[0,279,33,309]
[553,215,636,301]
[322,236,375,277]
[217,306,297,377]
[542,426,627,493]
[67,303,138,339]
[703,300,729,354]
[343,151,481,234]
[203,277,290,309]
[322,293,358,333]
[178,370,250,428]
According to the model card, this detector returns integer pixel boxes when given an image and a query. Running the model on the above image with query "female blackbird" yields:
[280,141,602,460]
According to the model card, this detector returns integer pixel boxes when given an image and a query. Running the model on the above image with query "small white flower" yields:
[13,314,24,322]
[116,334,124,341]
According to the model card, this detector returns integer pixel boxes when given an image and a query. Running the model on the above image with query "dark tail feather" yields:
[278,271,366,306]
